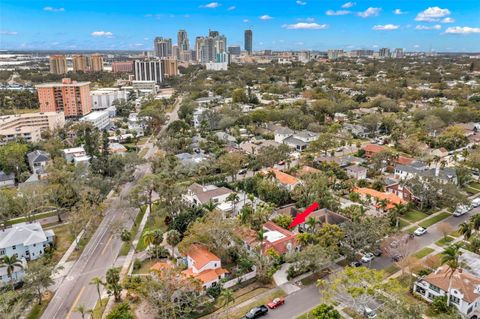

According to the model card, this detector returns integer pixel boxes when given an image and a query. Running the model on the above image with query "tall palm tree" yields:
[0,255,23,290]
[226,192,240,215]
[142,230,156,252]
[202,200,218,212]
[305,216,317,234]
[74,304,89,319]
[441,244,462,305]
[458,222,473,240]
[90,276,104,306]
[219,289,235,318]
[257,229,266,252]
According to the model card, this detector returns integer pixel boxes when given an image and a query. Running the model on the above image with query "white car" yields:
[361,253,375,263]
[364,307,377,318]
[472,198,480,208]
[414,227,427,236]
[454,205,470,217]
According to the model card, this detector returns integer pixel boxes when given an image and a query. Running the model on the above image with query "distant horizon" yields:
[1,0,480,51]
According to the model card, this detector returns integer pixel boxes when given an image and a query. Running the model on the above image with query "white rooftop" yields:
[0,222,53,249]
[263,230,286,243]
[80,111,108,121]
[63,147,85,154]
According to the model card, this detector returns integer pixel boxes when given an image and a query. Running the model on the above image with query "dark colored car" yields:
[239,169,248,175]
[245,305,269,319]
[373,249,382,257]
[392,254,403,262]
[350,261,362,267]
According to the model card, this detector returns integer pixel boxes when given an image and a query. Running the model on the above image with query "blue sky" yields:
[1,0,480,51]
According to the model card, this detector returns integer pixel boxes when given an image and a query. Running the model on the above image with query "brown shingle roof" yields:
[188,183,232,204]
[423,266,480,303]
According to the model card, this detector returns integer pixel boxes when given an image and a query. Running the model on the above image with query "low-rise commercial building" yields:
[90,88,127,111]
[80,110,111,130]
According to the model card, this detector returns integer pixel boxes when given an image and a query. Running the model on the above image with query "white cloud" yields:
[91,31,114,37]
[201,2,221,8]
[305,17,315,22]
[133,43,144,46]
[43,6,65,12]
[296,1,307,5]
[413,44,420,48]
[415,24,441,30]
[282,22,328,30]
[228,6,236,10]
[326,10,350,16]
[243,19,250,23]
[357,7,381,18]
[415,7,450,22]
[260,15,273,20]
[393,9,405,15]
[442,17,455,23]
[0,30,18,35]
[445,26,480,34]
[341,2,355,9]
[372,24,399,31]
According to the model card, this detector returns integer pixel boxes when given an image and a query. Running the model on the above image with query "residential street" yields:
[41,98,182,319]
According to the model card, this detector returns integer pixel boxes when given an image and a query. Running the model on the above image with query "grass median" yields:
[419,212,451,228]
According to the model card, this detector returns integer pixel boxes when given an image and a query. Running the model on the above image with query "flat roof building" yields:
[36,78,92,118]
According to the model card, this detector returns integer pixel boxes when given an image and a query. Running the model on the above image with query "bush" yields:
[106,302,134,319]
[311,304,341,319]
[133,258,141,271]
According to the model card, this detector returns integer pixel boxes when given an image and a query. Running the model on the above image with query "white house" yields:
[193,107,206,128]
[62,146,90,165]
[274,127,318,151]
[184,183,233,212]
[394,161,458,185]
[27,150,50,175]
[346,165,368,180]
[128,113,145,137]
[0,222,55,261]
[413,265,480,318]
[182,244,228,289]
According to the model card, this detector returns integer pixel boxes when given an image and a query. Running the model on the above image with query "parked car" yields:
[278,160,285,165]
[245,305,268,319]
[392,254,403,262]
[472,198,480,208]
[350,261,362,267]
[414,227,427,236]
[267,298,285,309]
[361,253,375,263]
[238,169,248,175]
[454,205,471,217]
[373,249,382,257]
[364,306,377,318]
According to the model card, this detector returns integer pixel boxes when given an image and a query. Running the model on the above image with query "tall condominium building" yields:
[133,60,163,84]
[172,45,179,60]
[36,78,92,118]
[215,35,227,54]
[72,54,89,72]
[244,29,253,55]
[216,52,230,64]
[112,61,134,73]
[393,48,405,59]
[195,37,205,62]
[90,54,104,71]
[0,112,65,145]
[49,55,68,74]
[160,59,178,77]
[196,31,228,64]
[209,30,219,38]
[228,45,241,56]
[379,48,391,58]
[154,37,173,58]
[177,29,190,52]
[327,49,345,60]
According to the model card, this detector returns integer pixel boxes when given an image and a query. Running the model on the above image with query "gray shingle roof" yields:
[0,171,15,182]
[0,223,54,249]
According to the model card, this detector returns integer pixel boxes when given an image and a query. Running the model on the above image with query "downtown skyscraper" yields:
[154,37,173,58]
[244,29,252,55]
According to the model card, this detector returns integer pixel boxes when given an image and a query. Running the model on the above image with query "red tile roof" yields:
[363,144,386,154]
[187,244,220,270]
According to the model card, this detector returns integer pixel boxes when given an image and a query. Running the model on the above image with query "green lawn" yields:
[419,212,451,228]
[26,292,52,319]
[119,206,147,256]
[469,182,480,189]
[413,247,435,259]
[405,226,417,234]
[403,210,429,223]
[342,307,364,319]
[92,298,109,319]
[435,236,455,247]
[464,187,480,195]
[296,307,344,319]
[398,219,411,228]
[227,289,287,319]
[136,207,168,252]
[6,211,58,226]
[384,265,400,277]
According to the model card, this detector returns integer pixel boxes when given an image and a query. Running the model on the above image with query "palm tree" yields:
[0,255,23,290]
[257,229,266,252]
[142,230,156,253]
[90,276,104,307]
[470,214,480,231]
[458,222,473,240]
[74,304,89,319]
[305,216,317,234]
[226,192,240,215]
[165,229,181,257]
[202,200,218,212]
[441,244,462,305]
[219,289,235,318]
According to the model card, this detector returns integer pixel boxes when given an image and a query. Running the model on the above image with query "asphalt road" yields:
[41,98,182,319]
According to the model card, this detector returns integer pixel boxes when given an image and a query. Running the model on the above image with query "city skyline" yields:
[1,0,480,52]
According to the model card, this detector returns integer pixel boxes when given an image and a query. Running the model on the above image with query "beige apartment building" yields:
[161,58,178,77]
[72,54,89,72]
[0,112,65,145]
[49,55,68,74]
[90,54,104,72]
[36,78,92,117]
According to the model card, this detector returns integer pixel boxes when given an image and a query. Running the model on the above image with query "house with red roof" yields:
[262,221,298,255]
[362,144,386,158]
[354,187,406,210]
[182,244,228,289]
[262,168,301,191]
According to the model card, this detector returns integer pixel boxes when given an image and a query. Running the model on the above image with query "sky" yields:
[1,0,480,52]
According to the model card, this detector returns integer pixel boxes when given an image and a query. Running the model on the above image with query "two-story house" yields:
[274,127,318,152]
[394,161,458,185]
[184,183,233,212]
[262,168,301,191]
[0,222,55,261]
[414,266,480,318]
[182,244,228,289]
